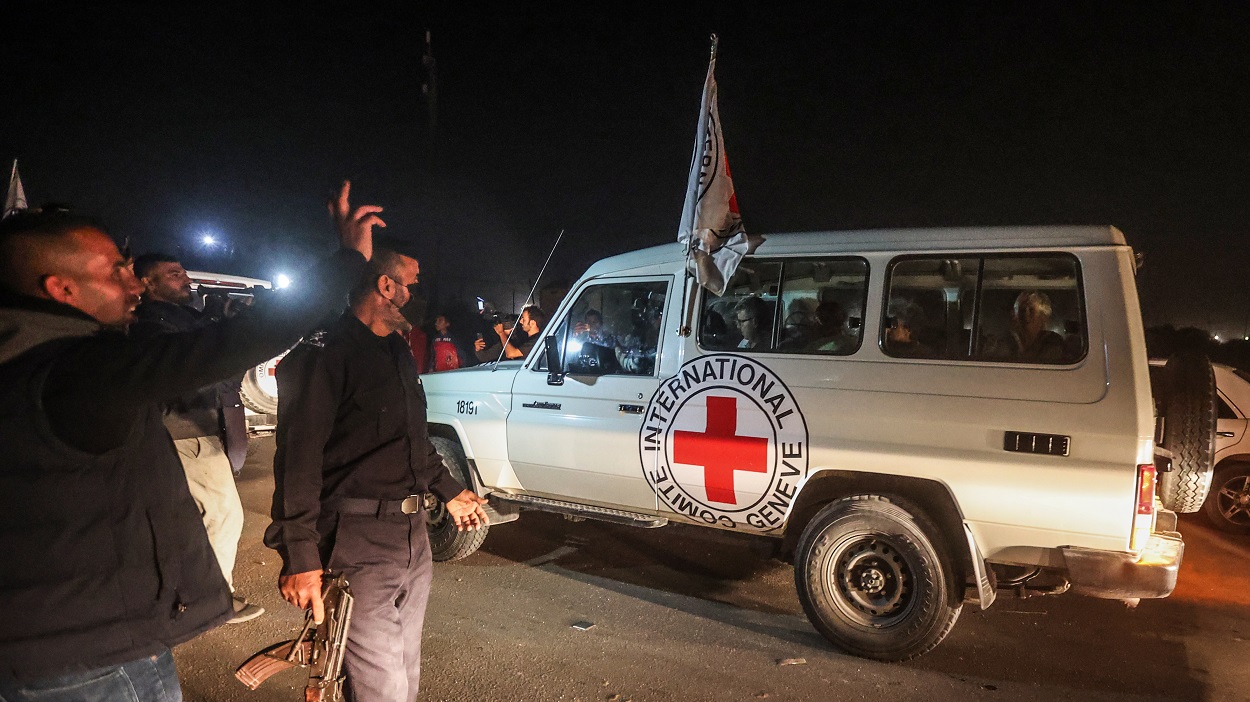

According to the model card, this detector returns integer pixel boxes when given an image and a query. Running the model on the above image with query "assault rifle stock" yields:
[235,573,354,701]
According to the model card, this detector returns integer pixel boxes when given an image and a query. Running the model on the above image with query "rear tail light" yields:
[1131,463,1156,552]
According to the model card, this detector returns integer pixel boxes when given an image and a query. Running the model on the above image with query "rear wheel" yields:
[793,495,961,661]
[1158,352,1217,513]
[427,436,489,562]
[1202,462,1250,535]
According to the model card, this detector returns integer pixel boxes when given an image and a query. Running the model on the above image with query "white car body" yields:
[421,226,1183,658]
[1213,363,1250,462]
[186,270,279,434]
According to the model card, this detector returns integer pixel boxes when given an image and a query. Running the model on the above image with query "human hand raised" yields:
[474,338,486,352]
[328,180,384,261]
[444,490,490,531]
[278,569,325,625]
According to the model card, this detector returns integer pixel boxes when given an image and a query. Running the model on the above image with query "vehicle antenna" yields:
[491,228,566,369]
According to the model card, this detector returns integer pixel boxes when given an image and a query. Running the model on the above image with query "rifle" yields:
[235,572,354,701]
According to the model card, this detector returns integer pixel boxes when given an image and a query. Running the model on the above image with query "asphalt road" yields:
[175,437,1250,702]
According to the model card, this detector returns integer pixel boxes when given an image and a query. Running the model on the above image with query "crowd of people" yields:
[0,181,488,702]
[403,300,550,374]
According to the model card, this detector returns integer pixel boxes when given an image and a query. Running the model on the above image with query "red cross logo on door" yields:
[673,395,769,504]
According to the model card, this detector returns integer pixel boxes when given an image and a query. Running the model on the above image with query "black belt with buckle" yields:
[329,494,435,517]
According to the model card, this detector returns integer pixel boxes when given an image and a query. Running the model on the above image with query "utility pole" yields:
[419,28,441,308]
[421,29,438,136]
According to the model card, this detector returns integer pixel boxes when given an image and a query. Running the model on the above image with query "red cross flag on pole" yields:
[677,34,764,297]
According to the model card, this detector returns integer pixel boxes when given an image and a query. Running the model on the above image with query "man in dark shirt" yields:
[0,181,378,701]
[131,252,263,624]
[473,304,546,362]
[265,236,488,701]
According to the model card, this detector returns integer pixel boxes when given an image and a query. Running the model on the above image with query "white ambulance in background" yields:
[186,271,284,436]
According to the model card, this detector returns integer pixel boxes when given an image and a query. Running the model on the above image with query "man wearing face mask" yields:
[265,234,489,701]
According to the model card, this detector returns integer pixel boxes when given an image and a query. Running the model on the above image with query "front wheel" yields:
[427,436,489,562]
[794,495,961,662]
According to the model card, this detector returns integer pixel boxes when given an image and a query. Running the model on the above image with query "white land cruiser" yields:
[420,226,1192,661]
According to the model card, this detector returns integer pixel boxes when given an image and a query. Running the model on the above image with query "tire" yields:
[793,495,961,662]
[240,352,286,415]
[1202,462,1250,535]
[427,436,489,562]
[1158,352,1217,513]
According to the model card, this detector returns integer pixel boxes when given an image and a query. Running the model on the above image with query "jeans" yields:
[0,650,182,702]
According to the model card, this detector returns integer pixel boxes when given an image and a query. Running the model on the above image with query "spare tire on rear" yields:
[1158,351,1217,513]
[239,351,287,415]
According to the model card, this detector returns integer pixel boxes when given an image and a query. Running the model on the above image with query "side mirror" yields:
[544,336,565,386]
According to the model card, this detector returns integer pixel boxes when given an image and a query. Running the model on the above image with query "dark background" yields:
[2,3,1248,332]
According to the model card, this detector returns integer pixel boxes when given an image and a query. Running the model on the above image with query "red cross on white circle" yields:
[673,395,769,505]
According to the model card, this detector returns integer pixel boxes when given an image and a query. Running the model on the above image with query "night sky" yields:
[3,3,1249,331]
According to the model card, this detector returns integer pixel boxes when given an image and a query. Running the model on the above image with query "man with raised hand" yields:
[0,181,377,702]
[266,224,489,701]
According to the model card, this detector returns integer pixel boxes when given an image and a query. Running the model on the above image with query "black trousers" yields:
[324,512,433,702]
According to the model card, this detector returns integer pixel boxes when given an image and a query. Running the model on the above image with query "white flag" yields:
[677,45,763,296]
[4,160,28,219]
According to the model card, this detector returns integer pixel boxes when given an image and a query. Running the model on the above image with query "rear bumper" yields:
[245,410,277,436]
[1061,531,1184,599]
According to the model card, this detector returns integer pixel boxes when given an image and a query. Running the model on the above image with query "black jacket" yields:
[132,299,237,440]
[265,313,464,575]
[0,249,365,682]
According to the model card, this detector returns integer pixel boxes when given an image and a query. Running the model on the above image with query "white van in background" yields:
[186,271,282,436]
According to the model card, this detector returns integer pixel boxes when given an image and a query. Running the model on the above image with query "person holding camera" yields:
[475,304,546,362]
[131,252,263,625]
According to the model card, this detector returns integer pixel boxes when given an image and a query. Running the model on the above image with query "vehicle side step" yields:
[489,493,668,529]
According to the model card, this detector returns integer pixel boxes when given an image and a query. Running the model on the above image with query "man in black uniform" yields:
[265,234,489,701]
[0,181,378,701]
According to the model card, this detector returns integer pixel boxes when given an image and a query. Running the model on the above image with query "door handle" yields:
[1217,431,1236,438]
[619,404,644,414]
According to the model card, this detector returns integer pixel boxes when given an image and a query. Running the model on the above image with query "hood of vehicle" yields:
[422,361,524,396]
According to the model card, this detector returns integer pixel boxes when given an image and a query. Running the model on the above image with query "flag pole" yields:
[677,34,719,338]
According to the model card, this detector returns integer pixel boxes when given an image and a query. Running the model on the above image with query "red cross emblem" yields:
[673,395,769,504]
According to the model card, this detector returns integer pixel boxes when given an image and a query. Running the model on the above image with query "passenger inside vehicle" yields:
[734,296,773,350]
[883,296,935,358]
[616,295,664,374]
[778,298,819,349]
[805,300,852,353]
[701,309,735,349]
[981,290,1066,363]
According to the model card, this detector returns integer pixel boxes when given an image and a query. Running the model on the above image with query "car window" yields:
[537,280,668,376]
[884,254,1086,364]
[1218,394,1239,420]
[698,258,869,355]
[698,261,783,352]
[774,259,869,355]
